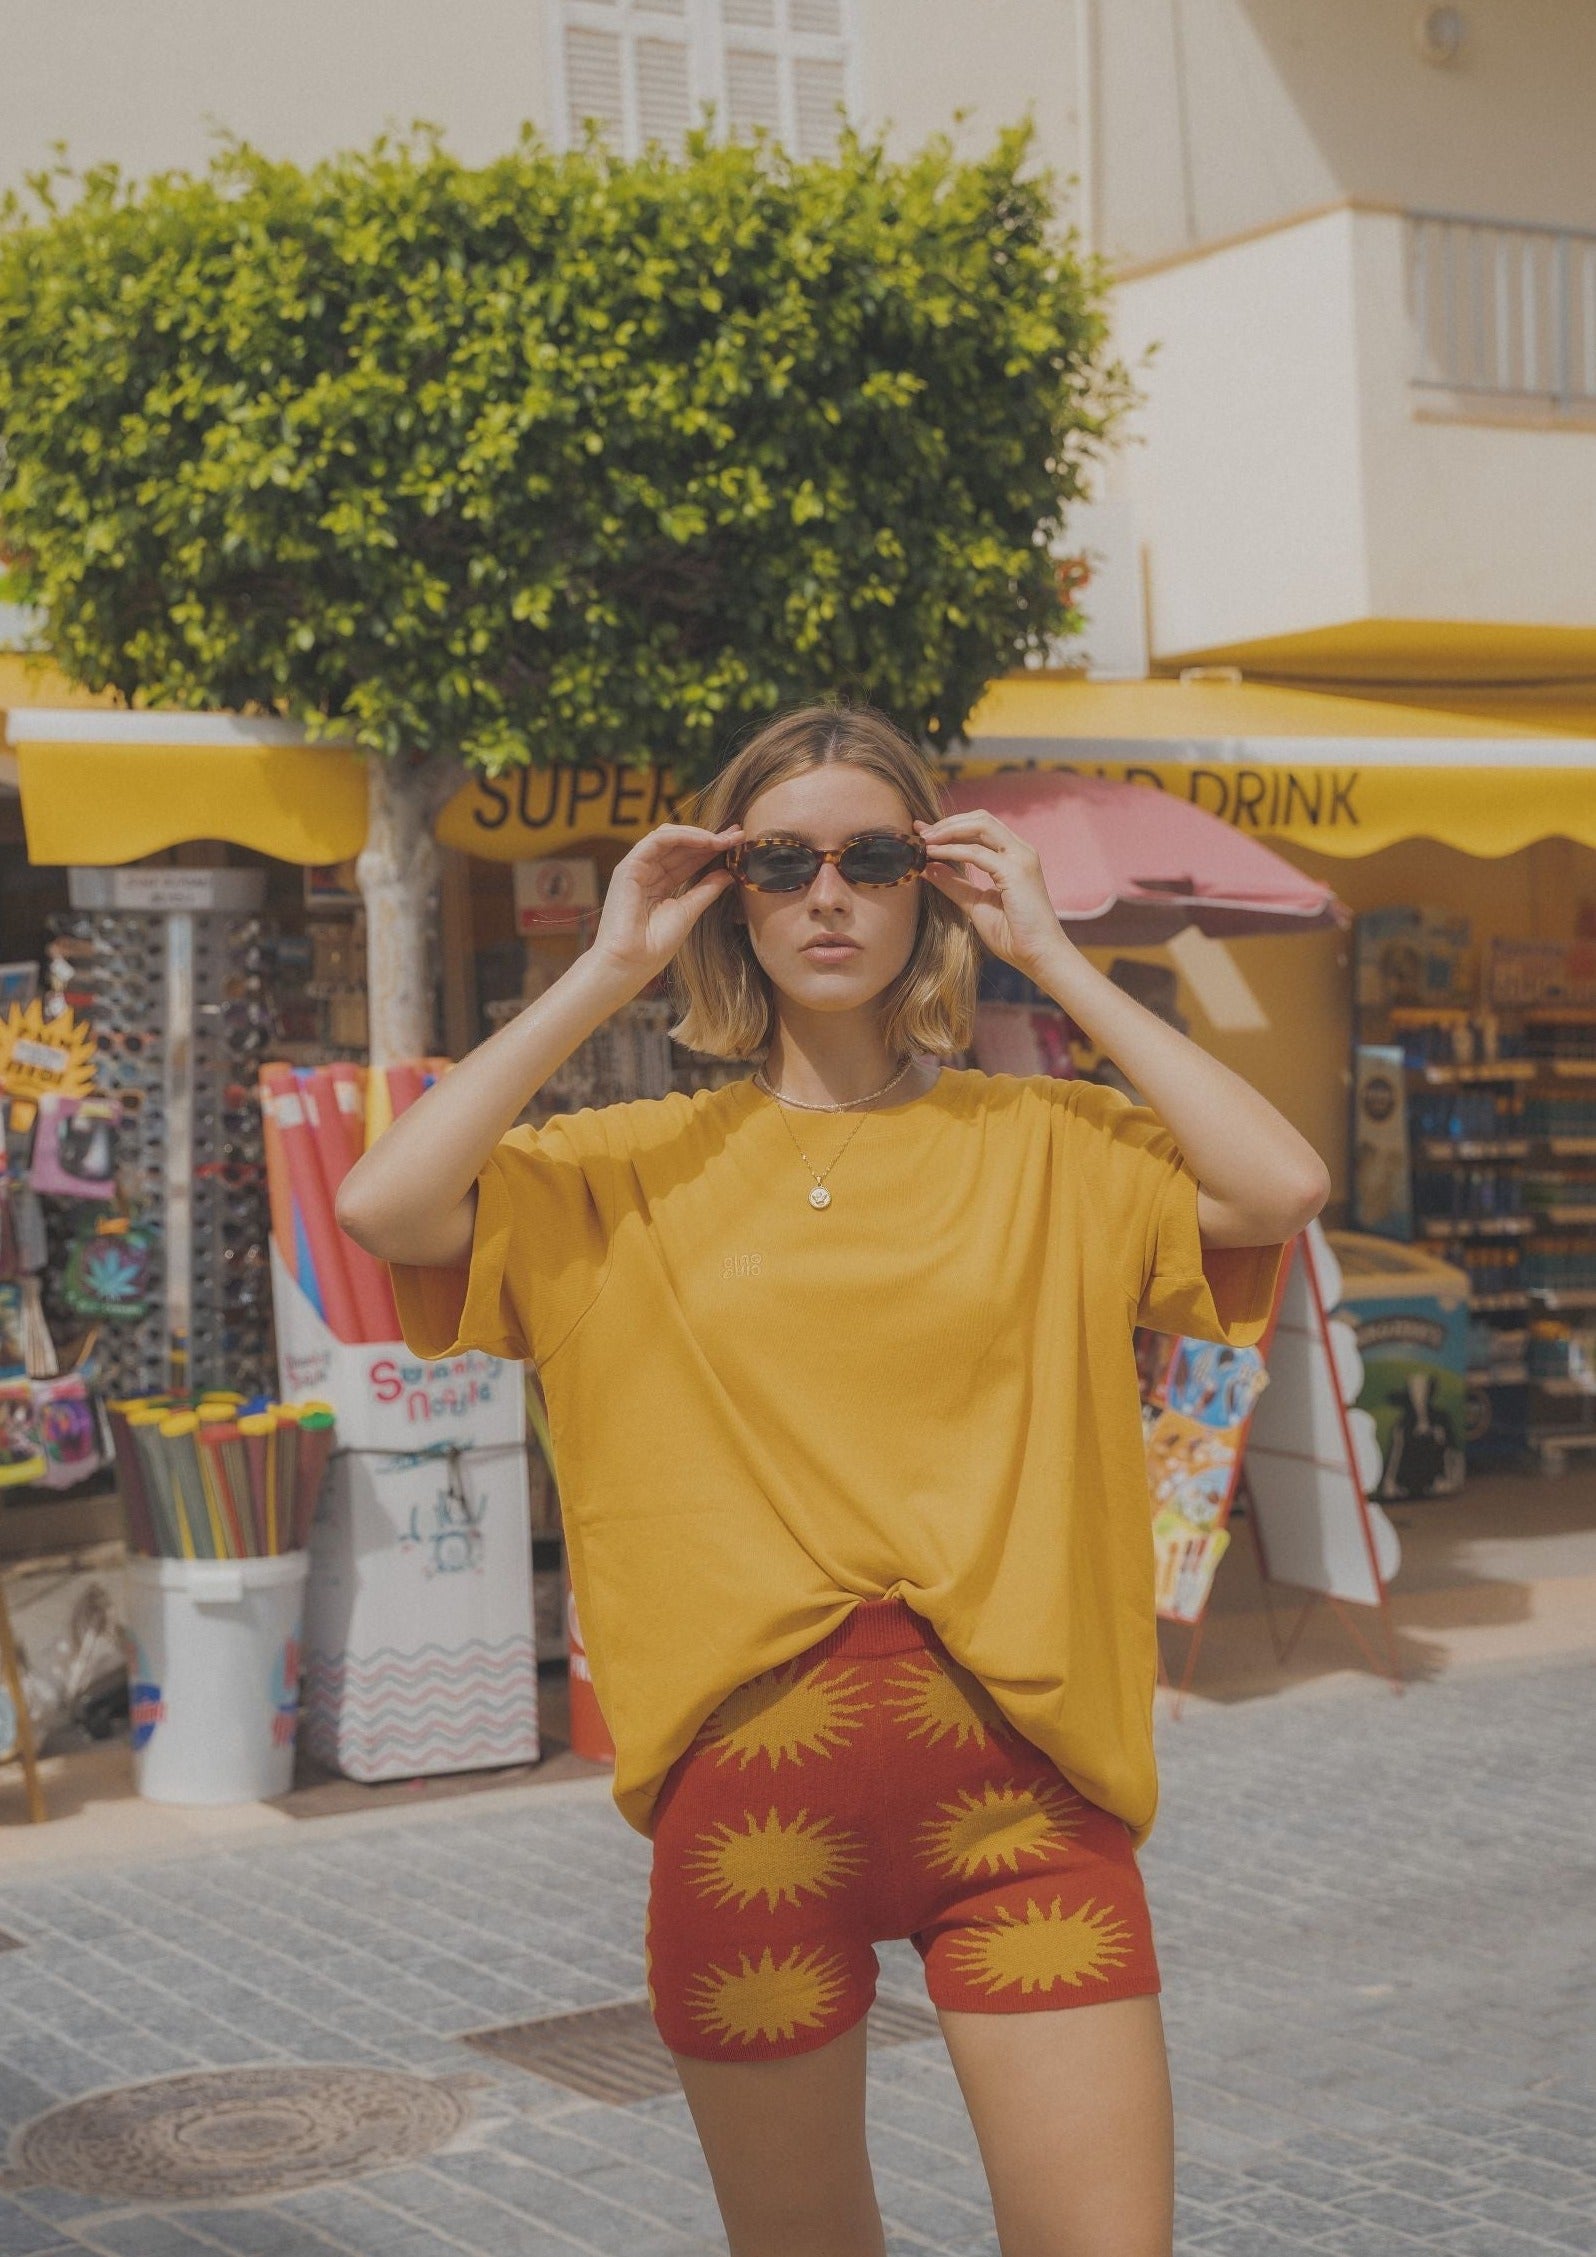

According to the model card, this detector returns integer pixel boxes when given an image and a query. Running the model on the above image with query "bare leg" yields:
[672,2014,886,2257]
[936,1993,1175,2257]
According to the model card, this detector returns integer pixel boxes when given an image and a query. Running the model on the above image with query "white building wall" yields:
[1110,209,1373,660]
[3,2,1595,267]
[0,1,558,180]
[1350,216,1596,630]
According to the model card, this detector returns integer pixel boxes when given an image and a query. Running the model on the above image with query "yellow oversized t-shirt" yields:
[390,1069,1284,1850]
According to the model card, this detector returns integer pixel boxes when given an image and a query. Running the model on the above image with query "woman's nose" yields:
[807,860,851,908]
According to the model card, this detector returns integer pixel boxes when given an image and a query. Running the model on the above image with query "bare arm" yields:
[1026,938,1331,1246]
[335,819,743,1267]
[915,807,1332,1248]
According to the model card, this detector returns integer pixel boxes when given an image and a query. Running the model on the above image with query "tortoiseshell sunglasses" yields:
[728,830,928,892]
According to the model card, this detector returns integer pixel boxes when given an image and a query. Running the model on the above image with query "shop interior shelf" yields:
[1531,1375,1596,1396]
[1413,1060,1537,1084]
[1550,1059,1596,1078]
[1417,1215,1536,1238]
[1528,1288,1596,1311]
[1471,1291,1531,1310]
[1528,1207,1596,1228]
[1548,1139,1596,1157]
[1419,1140,1531,1161]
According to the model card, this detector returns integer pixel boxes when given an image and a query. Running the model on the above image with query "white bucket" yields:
[123,1552,310,1805]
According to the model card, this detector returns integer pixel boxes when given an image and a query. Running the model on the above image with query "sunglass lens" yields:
[740,844,818,891]
[840,837,921,884]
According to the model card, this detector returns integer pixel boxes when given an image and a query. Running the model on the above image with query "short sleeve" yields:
[388,1112,613,1367]
[1065,1079,1286,1346]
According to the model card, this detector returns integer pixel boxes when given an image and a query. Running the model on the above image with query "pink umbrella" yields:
[937,770,1345,946]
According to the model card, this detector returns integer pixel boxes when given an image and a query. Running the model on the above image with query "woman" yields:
[338,704,1329,2257]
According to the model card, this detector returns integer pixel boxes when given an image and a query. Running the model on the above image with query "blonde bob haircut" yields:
[667,703,981,1062]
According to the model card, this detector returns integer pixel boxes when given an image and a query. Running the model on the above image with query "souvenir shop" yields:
[3,680,1595,1800]
[952,675,1596,1500]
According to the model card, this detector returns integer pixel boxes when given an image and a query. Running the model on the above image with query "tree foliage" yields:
[0,125,1126,782]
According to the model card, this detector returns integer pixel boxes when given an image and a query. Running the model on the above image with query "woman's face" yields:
[732,764,925,1014]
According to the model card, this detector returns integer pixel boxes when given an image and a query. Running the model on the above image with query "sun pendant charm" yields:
[809,1186,832,1209]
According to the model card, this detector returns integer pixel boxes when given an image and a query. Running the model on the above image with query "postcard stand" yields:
[1150,1222,1405,1714]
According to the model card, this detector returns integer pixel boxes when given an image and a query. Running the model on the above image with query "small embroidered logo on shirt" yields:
[722,1251,765,1280]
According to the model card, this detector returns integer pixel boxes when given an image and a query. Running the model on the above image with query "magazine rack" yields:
[1150,1224,1405,1714]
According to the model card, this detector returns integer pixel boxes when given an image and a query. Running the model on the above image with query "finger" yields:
[672,865,738,908]
[633,823,744,863]
[916,811,1017,842]
[633,833,741,883]
[924,863,988,909]
[924,839,1006,882]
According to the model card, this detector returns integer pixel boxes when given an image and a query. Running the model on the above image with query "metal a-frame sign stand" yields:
[1153,1225,1406,1716]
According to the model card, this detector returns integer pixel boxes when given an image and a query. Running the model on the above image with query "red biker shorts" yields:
[645,1598,1160,2061]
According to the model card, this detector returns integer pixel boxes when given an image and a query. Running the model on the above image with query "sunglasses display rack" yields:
[189,914,276,1398]
[42,911,171,1400]
[50,871,281,1403]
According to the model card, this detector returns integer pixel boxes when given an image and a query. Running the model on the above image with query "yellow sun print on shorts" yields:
[945,1896,1136,1996]
[881,1654,1012,1751]
[698,1663,871,1770]
[918,1778,1084,1881]
[684,1807,866,1912]
[688,1944,852,2048]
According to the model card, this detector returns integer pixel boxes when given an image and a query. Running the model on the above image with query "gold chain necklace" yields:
[767,1102,873,1210]
[750,1056,915,1112]
[754,1057,915,1210]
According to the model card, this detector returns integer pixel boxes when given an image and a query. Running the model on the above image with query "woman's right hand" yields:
[588,823,744,989]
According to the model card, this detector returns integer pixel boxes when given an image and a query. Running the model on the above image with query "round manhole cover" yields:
[12,2066,470,2202]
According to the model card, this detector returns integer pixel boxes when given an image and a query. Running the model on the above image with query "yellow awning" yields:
[7,675,1595,868]
[5,711,367,867]
[950,676,1596,860]
[435,676,1596,862]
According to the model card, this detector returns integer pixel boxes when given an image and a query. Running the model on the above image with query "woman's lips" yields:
[802,940,861,962]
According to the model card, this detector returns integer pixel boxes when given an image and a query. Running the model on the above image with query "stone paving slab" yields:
[0,1649,1590,2253]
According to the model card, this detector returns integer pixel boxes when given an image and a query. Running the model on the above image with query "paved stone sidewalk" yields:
[0,1648,1590,2256]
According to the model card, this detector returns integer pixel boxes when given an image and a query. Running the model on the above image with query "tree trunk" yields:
[356,754,465,1067]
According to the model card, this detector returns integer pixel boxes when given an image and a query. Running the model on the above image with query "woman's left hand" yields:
[914,810,1066,977]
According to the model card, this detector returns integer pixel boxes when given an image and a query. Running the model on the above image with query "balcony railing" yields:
[1407,209,1596,410]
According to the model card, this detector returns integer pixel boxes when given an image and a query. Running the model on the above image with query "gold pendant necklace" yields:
[754,1057,916,1210]
[767,1096,873,1210]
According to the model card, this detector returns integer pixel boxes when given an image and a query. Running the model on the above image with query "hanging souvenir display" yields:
[0,1283,23,1375]
[62,1220,155,1323]
[29,1094,120,1201]
[0,1380,45,1488]
[0,997,97,1124]
[29,1373,110,1492]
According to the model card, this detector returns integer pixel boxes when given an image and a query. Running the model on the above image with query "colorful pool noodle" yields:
[261,1063,328,1316]
[105,1400,156,1555]
[198,1416,250,1558]
[385,1063,427,1118]
[238,1411,276,1552]
[363,1064,394,1151]
[290,1409,336,1550]
[305,1068,400,1342]
[260,1071,297,1270]
[259,1064,362,1344]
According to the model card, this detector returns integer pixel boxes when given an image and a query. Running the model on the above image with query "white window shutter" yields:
[552,0,850,157]
[792,54,847,156]
[635,35,693,148]
[789,0,843,33]
[725,46,782,137]
[565,24,626,142]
